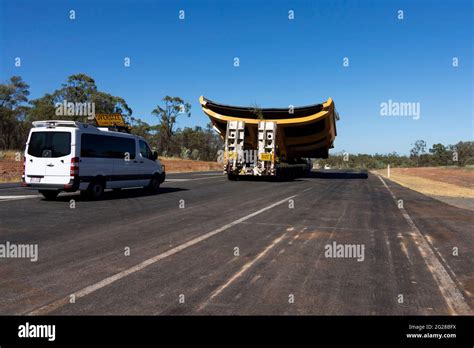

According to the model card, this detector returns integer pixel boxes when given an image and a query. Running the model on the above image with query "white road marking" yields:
[197,233,288,311]
[288,227,304,245]
[27,193,297,315]
[0,176,223,201]
[0,191,84,202]
[398,233,413,266]
[376,174,471,314]
[0,195,41,201]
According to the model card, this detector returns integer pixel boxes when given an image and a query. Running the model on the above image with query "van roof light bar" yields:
[32,120,95,129]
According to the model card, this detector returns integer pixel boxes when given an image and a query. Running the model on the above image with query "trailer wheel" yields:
[39,190,59,200]
[227,173,238,181]
[275,169,283,182]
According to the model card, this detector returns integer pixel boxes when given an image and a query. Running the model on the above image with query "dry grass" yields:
[0,150,222,183]
[374,167,474,198]
[0,150,22,183]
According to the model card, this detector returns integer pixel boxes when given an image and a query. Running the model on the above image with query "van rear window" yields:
[27,132,71,158]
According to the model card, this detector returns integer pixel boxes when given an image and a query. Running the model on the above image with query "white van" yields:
[22,120,166,200]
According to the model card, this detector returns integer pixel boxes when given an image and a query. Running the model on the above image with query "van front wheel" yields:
[39,190,59,200]
[147,175,160,194]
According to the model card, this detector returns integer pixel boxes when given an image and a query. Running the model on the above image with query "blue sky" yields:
[1,0,472,155]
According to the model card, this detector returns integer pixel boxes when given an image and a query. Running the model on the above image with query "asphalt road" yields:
[0,171,472,315]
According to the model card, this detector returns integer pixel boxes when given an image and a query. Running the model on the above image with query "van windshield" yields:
[28,132,71,158]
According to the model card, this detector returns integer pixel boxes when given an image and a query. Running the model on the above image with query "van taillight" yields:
[21,157,26,185]
[70,157,79,176]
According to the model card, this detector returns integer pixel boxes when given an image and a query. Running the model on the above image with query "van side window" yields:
[81,134,136,159]
[139,140,152,160]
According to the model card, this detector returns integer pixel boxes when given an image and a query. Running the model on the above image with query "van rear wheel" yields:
[39,190,59,200]
[87,180,105,200]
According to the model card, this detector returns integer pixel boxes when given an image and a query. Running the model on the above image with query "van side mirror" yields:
[152,151,158,161]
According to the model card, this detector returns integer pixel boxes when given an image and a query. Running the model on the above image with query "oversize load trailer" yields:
[200,96,338,180]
